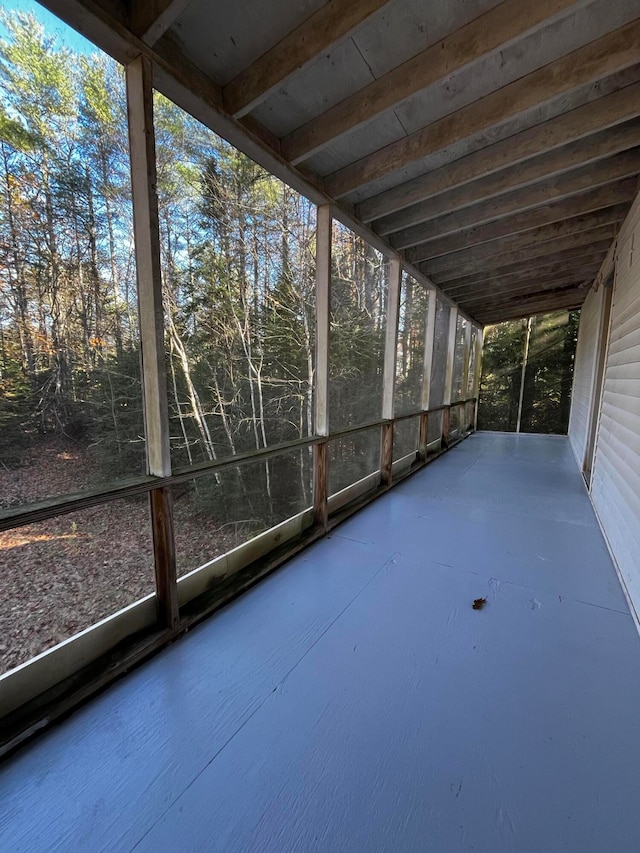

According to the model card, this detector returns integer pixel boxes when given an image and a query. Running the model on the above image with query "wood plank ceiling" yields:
[48,0,640,324]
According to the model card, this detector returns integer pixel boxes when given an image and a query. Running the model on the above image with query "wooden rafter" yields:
[475,288,588,323]
[405,180,638,263]
[222,0,391,119]
[357,83,640,223]
[443,254,607,298]
[391,150,640,250]
[129,0,193,45]
[282,0,579,164]
[430,230,616,284]
[474,283,588,314]
[325,19,640,198]
[420,210,628,274]
[450,263,599,311]
[376,121,640,236]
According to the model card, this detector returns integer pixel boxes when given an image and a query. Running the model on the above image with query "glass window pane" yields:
[329,222,388,430]
[328,427,380,497]
[394,273,427,417]
[173,448,313,577]
[0,11,145,507]
[153,93,316,467]
[0,497,154,674]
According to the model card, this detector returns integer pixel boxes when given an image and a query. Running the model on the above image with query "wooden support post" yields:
[442,406,451,449]
[313,442,328,530]
[127,55,178,628]
[380,422,394,487]
[380,258,402,486]
[149,487,179,628]
[418,412,429,462]
[313,204,332,529]
[419,286,437,461]
[442,306,458,448]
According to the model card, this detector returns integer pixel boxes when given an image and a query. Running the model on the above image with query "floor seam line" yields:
[128,551,397,852]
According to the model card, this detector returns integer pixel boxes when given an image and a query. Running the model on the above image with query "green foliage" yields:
[478,310,580,434]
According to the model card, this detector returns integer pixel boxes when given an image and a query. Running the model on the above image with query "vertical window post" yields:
[419,287,437,461]
[516,317,533,433]
[473,327,484,430]
[313,204,331,530]
[442,305,458,448]
[126,54,178,629]
[462,318,472,431]
[381,258,402,486]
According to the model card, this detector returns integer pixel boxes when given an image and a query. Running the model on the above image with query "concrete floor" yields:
[2,432,640,852]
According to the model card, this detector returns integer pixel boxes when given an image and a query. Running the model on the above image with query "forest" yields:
[477,310,580,434]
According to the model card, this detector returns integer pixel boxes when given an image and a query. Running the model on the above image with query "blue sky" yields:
[0,0,95,53]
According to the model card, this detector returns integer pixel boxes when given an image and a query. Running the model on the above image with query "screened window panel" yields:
[153,93,316,467]
[429,299,450,409]
[328,427,380,497]
[393,417,420,462]
[428,410,444,445]
[520,310,579,434]
[0,18,145,507]
[451,315,467,402]
[173,448,313,577]
[394,273,427,417]
[477,319,527,432]
[329,222,388,431]
[0,497,154,675]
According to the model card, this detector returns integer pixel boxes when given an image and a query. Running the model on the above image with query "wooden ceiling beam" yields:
[472,282,588,314]
[448,265,602,305]
[357,83,640,223]
[282,0,578,165]
[405,181,638,263]
[129,0,193,45]
[419,209,627,274]
[475,289,587,323]
[326,18,640,198]
[222,0,391,119]
[443,253,607,297]
[375,121,640,236]
[432,233,615,285]
[392,150,640,250]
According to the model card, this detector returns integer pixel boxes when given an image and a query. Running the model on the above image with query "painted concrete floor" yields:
[2,433,640,852]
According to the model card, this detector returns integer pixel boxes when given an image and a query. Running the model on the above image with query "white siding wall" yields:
[568,285,604,467]
[591,194,640,619]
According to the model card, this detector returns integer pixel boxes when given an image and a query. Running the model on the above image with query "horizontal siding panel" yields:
[592,447,640,528]
[608,324,640,351]
[601,388,640,413]
[596,419,640,474]
[591,200,640,617]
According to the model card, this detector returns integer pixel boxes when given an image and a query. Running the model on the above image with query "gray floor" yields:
[2,433,640,852]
